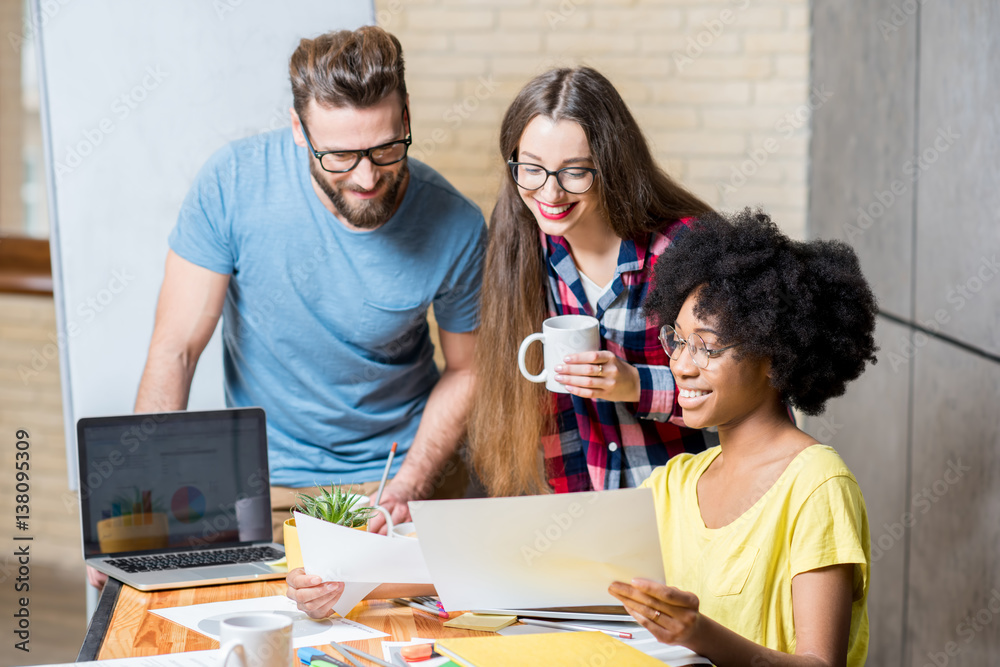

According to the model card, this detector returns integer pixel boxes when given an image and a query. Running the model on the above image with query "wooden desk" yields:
[79,579,491,660]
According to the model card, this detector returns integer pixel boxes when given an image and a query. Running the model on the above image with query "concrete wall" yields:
[807,1,1000,664]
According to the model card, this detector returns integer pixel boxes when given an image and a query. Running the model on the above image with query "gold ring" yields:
[652,610,660,621]
[596,363,603,377]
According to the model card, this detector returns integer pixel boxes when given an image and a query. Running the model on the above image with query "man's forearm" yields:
[134,347,197,413]
[393,366,474,498]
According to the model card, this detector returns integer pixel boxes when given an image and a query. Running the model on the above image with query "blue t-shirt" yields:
[169,128,486,487]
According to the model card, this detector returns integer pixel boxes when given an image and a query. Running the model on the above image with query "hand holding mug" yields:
[518,315,600,394]
[556,350,641,402]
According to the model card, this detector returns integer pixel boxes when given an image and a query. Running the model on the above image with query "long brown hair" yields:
[469,67,713,497]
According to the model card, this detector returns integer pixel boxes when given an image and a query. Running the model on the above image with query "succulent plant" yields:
[291,484,377,528]
[110,486,162,516]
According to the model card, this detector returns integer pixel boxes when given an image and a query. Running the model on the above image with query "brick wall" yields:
[0,0,23,234]
[375,0,811,238]
[0,294,84,578]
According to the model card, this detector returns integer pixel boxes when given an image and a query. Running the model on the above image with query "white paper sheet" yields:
[332,581,381,618]
[294,511,433,584]
[409,488,665,610]
[17,649,223,667]
[150,594,387,648]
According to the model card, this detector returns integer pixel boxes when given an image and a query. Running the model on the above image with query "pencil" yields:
[518,617,633,639]
[338,643,397,667]
[415,595,448,613]
[374,441,397,507]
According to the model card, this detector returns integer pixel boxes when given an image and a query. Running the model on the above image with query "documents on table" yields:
[410,488,664,610]
[149,594,387,647]
[16,650,225,667]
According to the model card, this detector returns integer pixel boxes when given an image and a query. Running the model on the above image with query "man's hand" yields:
[366,478,419,535]
[285,567,344,619]
[87,565,108,590]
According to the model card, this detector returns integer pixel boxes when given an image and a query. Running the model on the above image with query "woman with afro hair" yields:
[609,208,878,666]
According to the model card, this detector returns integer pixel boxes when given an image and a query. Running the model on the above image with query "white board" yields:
[35,1,375,488]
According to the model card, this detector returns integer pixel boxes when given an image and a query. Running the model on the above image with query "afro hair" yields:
[643,207,878,415]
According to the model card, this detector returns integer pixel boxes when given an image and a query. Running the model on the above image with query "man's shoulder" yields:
[225,127,295,164]
[407,159,484,224]
[193,127,293,179]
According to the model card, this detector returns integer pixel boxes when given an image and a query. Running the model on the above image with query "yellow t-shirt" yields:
[641,444,869,665]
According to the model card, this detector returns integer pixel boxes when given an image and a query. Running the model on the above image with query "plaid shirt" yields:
[542,221,707,492]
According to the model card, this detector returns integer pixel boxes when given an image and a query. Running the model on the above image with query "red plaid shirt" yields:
[542,221,708,492]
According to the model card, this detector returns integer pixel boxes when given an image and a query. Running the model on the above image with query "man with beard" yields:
[100,27,484,588]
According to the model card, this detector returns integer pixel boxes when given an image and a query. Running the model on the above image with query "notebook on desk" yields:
[78,408,286,591]
[435,632,666,667]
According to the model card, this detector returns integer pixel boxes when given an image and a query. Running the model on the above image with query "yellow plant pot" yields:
[284,517,370,571]
[283,518,303,571]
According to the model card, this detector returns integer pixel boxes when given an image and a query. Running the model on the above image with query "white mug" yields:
[219,614,293,667]
[517,315,600,393]
[343,494,395,536]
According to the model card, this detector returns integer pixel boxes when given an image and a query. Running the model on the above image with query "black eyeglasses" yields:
[301,105,411,173]
[507,155,597,194]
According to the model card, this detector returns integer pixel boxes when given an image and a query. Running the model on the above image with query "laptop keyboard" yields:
[106,546,284,573]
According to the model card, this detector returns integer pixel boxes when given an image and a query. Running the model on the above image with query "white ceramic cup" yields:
[391,521,418,539]
[218,614,293,667]
[355,495,395,537]
[517,315,600,393]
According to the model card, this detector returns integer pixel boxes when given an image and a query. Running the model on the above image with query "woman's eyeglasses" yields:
[507,157,597,194]
[658,325,739,369]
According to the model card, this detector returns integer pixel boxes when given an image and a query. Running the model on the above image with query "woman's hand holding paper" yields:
[609,578,702,646]
[286,568,344,619]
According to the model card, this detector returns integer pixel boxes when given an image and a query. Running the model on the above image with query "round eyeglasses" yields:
[659,325,739,369]
[301,105,412,173]
[507,158,597,195]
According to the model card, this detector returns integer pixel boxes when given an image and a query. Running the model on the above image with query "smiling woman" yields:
[469,67,714,497]
[613,208,879,666]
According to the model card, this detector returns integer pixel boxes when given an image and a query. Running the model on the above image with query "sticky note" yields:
[443,612,518,632]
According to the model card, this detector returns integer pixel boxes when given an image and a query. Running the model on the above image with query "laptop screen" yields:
[77,408,271,557]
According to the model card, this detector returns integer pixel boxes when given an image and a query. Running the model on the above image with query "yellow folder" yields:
[434,631,666,667]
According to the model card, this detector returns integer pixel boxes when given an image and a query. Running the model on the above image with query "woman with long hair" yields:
[469,67,714,496]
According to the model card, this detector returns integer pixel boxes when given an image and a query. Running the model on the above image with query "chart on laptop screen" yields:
[78,411,270,556]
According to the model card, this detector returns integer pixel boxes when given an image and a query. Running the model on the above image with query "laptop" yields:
[78,407,286,591]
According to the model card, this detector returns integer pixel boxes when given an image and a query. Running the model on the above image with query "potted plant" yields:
[283,485,379,570]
